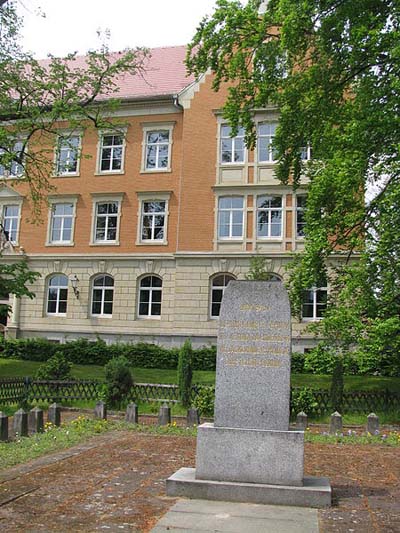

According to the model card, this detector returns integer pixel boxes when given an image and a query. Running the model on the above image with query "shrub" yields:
[193,385,215,417]
[177,340,193,408]
[291,386,318,416]
[291,352,305,373]
[357,317,400,377]
[304,344,359,375]
[0,338,217,371]
[103,356,134,409]
[35,352,73,380]
[330,356,344,412]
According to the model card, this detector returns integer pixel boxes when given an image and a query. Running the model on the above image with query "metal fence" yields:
[0,378,399,415]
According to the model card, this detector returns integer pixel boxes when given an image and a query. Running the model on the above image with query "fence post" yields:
[187,407,200,427]
[329,411,343,435]
[296,411,308,431]
[22,376,31,407]
[29,407,44,434]
[0,412,8,441]
[125,403,138,424]
[48,403,61,426]
[367,412,379,435]
[94,401,107,420]
[13,408,28,437]
[158,403,171,426]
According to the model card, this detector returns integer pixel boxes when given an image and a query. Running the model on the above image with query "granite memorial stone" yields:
[167,281,331,507]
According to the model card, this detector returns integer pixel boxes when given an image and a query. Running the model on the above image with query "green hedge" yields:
[0,337,217,371]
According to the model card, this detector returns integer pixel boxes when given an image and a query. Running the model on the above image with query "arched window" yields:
[91,275,114,316]
[138,275,162,318]
[210,274,236,318]
[47,274,68,315]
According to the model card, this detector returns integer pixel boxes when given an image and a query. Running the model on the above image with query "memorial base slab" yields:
[196,423,304,486]
[166,468,332,508]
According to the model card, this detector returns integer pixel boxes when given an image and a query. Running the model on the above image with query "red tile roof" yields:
[40,45,195,102]
[113,45,196,100]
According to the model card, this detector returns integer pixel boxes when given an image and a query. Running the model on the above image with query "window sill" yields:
[46,314,67,318]
[90,241,120,246]
[140,168,172,174]
[219,163,245,168]
[94,171,125,176]
[91,315,113,319]
[137,316,161,320]
[256,237,283,241]
[45,242,75,247]
[302,317,323,322]
[51,174,80,178]
[135,240,168,246]
[217,238,244,242]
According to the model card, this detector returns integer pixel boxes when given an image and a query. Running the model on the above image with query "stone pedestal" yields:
[167,281,331,508]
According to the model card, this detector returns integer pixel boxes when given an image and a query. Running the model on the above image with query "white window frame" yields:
[296,194,307,238]
[257,122,278,163]
[54,133,82,176]
[46,196,78,246]
[256,195,283,239]
[46,274,69,316]
[0,139,26,179]
[136,191,171,245]
[220,125,246,165]
[91,274,114,317]
[302,286,328,322]
[210,273,236,319]
[90,193,123,246]
[217,196,245,240]
[138,275,163,319]
[1,204,21,244]
[300,145,312,161]
[96,130,126,174]
[141,123,174,173]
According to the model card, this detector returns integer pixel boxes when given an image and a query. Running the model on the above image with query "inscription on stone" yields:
[214,281,291,431]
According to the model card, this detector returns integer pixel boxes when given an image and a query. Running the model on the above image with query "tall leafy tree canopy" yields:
[187,0,400,370]
[0,0,147,316]
[0,1,148,215]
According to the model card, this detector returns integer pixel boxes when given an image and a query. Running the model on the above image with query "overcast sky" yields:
[17,0,220,58]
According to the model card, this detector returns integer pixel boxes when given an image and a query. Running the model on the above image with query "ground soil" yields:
[0,415,399,532]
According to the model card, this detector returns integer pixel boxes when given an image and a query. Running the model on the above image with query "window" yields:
[256,195,282,238]
[1,205,20,243]
[91,275,114,316]
[220,125,245,164]
[257,123,278,163]
[145,130,170,170]
[302,286,327,321]
[296,195,307,238]
[99,134,124,172]
[138,275,162,318]
[47,275,68,315]
[141,201,166,242]
[49,203,74,244]
[218,196,244,239]
[210,274,235,318]
[56,135,80,175]
[0,141,24,178]
[94,201,119,243]
[300,145,312,161]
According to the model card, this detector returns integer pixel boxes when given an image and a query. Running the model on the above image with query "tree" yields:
[0,1,148,217]
[177,339,193,408]
[187,0,400,371]
[0,1,148,317]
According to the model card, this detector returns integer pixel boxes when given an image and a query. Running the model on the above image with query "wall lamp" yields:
[70,274,80,299]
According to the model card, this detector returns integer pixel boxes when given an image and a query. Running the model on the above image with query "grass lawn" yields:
[0,358,399,392]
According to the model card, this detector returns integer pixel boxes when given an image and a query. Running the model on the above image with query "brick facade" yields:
[0,46,325,352]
